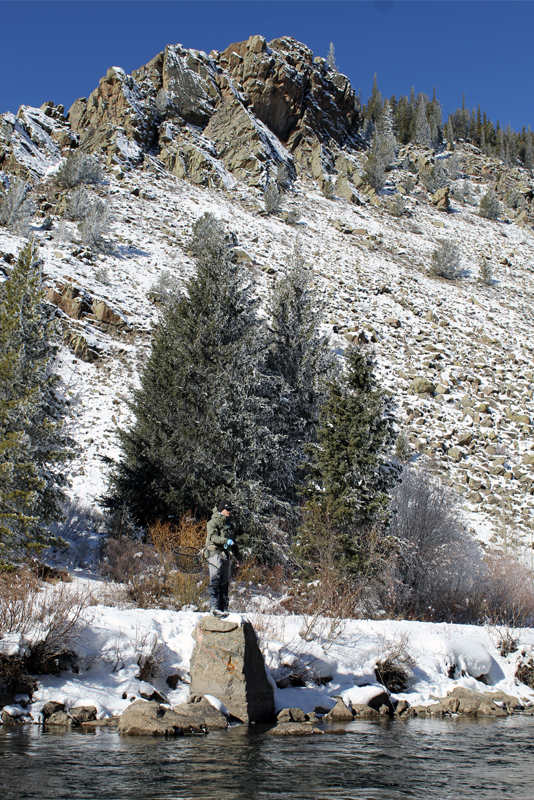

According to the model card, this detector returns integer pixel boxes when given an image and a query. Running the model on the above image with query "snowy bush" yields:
[479,190,501,220]
[65,186,93,221]
[321,179,335,199]
[275,162,291,190]
[55,151,102,189]
[362,150,386,191]
[46,498,104,569]
[430,238,461,279]
[78,199,112,252]
[148,269,181,305]
[264,182,281,214]
[478,256,493,285]
[374,633,415,692]
[388,193,406,217]
[0,178,35,236]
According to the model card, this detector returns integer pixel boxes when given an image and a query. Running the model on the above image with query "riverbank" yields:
[2,573,534,727]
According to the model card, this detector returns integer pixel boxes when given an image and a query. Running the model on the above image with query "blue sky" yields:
[1,1,532,132]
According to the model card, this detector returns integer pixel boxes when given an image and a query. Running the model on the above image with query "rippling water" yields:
[2,716,534,800]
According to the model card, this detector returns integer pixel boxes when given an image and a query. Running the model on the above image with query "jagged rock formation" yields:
[1,35,363,188]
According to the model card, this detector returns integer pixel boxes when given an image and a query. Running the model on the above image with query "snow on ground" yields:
[3,578,533,725]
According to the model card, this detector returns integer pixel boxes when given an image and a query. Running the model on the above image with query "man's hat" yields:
[218,500,234,512]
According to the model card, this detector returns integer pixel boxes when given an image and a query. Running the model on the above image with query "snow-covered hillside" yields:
[1,35,534,556]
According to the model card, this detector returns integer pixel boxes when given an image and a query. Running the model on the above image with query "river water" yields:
[1,716,533,800]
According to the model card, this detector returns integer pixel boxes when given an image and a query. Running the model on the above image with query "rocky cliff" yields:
[1,35,363,189]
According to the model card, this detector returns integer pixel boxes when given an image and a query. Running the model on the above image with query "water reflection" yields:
[1,716,534,800]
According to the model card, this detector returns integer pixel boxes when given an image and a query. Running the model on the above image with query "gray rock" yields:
[440,687,507,717]
[46,710,73,726]
[42,701,65,719]
[266,722,323,736]
[324,698,354,721]
[409,377,436,395]
[352,704,379,718]
[276,707,307,723]
[118,700,200,736]
[69,706,98,724]
[189,617,274,723]
[173,696,228,730]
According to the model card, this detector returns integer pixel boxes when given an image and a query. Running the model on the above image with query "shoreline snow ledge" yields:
[2,609,534,726]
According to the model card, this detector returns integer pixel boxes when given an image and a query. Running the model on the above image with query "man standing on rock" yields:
[205,501,241,617]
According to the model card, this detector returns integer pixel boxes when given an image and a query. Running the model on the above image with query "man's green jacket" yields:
[205,507,240,559]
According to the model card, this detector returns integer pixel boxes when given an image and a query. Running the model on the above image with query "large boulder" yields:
[189,617,274,723]
[173,696,228,730]
[440,687,507,717]
[117,699,202,736]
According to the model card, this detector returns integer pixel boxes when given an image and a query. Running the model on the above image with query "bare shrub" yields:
[287,504,364,644]
[264,182,281,214]
[374,633,415,692]
[148,269,181,305]
[65,186,93,221]
[78,199,112,252]
[135,631,165,681]
[94,266,111,285]
[55,151,103,189]
[477,551,534,628]
[148,517,207,609]
[100,539,166,608]
[383,466,482,621]
[0,569,88,679]
[479,190,500,220]
[516,651,534,688]
[430,238,461,279]
[275,163,291,190]
[0,179,35,235]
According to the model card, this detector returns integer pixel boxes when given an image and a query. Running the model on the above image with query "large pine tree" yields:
[0,240,69,558]
[265,240,335,506]
[300,345,399,572]
[106,214,286,547]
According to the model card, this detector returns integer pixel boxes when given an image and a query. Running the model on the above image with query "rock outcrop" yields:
[189,617,274,723]
[1,36,364,187]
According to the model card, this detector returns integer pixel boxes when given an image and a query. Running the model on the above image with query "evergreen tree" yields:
[105,214,286,549]
[375,99,397,167]
[364,74,383,125]
[0,240,69,558]
[326,42,337,70]
[525,126,533,172]
[303,346,398,537]
[415,96,431,148]
[265,240,335,502]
